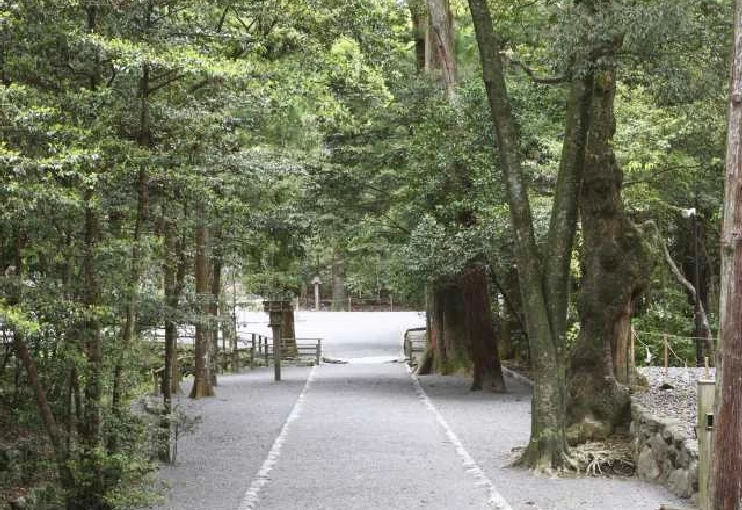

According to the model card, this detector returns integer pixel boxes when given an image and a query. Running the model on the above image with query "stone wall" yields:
[631,400,698,501]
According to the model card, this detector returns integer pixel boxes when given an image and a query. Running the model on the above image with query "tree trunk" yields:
[461,264,505,392]
[160,215,177,462]
[190,222,214,399]
[418,267,505,392]
[419,285,437,375]
[331,252,347,311]
[12,333,75,495]
[426,0,455,96]
[468,0,589,469]
[171,231,188,394]
[712,1,742,507]
[414,0,505,391]
[209,233,221,385]
[613,298,634,386]
[77,190,106,509]
[566,69,651,442]
[111,62,150,439]
[422,279,467,375]
[409,0,427,73]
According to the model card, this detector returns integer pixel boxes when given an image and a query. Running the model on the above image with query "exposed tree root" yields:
[509,435,635,477]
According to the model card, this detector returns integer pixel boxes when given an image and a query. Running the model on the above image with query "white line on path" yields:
[408,366,514,510]
[237,365,318,510]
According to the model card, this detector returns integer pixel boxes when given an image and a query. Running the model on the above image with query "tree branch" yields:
[662,240,712,341]
[501,52,566,84]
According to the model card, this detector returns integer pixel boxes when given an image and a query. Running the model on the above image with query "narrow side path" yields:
[255,362,496,510]
[151,366,312,510]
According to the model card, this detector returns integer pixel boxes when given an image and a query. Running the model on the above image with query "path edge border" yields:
[407,366,514,510]
[236,365,318,510]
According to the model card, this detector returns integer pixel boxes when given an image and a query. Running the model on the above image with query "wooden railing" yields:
[144,330,323,393]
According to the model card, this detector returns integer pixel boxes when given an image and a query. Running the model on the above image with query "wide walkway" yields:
[151,313,693,510]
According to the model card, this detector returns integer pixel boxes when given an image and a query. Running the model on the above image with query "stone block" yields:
[638,446,660,482]
[668,468,692,499]
[651,433,668,463]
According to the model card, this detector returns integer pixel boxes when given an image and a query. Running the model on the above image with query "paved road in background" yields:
[236,310,426,361]
[153,312,692,510]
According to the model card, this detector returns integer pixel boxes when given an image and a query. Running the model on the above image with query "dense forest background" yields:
[0,0,735,507]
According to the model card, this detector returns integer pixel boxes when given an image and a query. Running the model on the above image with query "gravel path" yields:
[634,366,716,437]
[147,313,698,510]
[150,366,312,510]
[419,372,694,510]
[255,362,493,510]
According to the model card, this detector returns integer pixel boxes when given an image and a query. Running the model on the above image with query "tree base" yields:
[470,370,506,393]
[517,431,571,473]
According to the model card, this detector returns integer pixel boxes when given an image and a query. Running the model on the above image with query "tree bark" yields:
[414,0,505,391]
[331,252,347,311]
[566,69,651,442]
[712,1,742,506]
[409,0,427,73]
[190,222,214,399]
[426,0,455,97]
[461,264,505,392]
[111,62,150,435]
[77,190,107,509]
[467,0,589,469]
[160,214,177,462]
[12,333,75,495]
[421,280,466,375]
[209,231,221,385]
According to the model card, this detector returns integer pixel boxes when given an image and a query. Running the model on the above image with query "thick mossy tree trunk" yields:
[566,69,651,442]
[413,0,506,392]
[420,279,468,375]
[461,264,506,392]
[190,222,214,399]
[419,265,505,392]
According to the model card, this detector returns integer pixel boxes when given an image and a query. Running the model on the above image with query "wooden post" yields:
[250,333,256,369]
[264,336,269,366]
[348,296,352,312]
[697,379,716,510]
[389,295,393,312]
[316,338,322,365]
[264,299,289,381]
[273,329,281,381]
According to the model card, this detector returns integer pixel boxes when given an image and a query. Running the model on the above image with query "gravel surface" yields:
[634,366,716,438]
[419,372,694,510]
[148,314,697,510]
[257,363,492,510]
[149,366,312,510]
